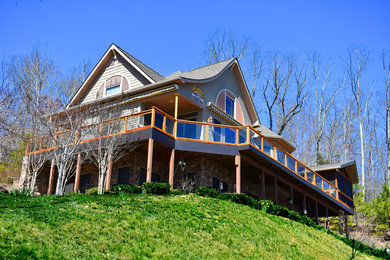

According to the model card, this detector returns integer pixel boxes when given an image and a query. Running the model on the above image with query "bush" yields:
[85,187,99,195]
[143,182,171,195]
[194,187,218,198]
[10,188,33,196]
[169,189,184,195]
[112,184,142,194]
[217,193,260,209]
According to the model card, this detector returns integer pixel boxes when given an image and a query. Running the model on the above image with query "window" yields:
[105,84,121,96]
[225,95,234,117]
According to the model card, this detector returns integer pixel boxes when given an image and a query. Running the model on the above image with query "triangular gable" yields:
[176,58,259,126]
[67,44,163,108]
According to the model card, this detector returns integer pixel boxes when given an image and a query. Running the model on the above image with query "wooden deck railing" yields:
[26,106,354,210]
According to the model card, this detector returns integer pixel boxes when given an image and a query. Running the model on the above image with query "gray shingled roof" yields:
[166,58,235,81]
[310,160,359,184]
[116,45,165,82]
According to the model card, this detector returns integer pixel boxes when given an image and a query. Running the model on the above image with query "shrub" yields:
[112,184,142,194]
[85,187,99,195]
[194,187,218,198]
[10,188,33,196]
[143,182,171,195]
[169,189,184,195]
[217,193,260,209]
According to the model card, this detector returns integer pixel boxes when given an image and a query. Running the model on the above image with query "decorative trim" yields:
[207,102,241,126]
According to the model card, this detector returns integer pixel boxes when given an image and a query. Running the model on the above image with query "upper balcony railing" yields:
[26,106,353,210]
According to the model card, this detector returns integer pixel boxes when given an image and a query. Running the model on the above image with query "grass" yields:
[0,193,380,259]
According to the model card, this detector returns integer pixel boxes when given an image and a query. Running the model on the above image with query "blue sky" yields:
[1,0,389,83]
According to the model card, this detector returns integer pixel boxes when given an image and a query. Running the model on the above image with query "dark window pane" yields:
[139,168,146,186]
[225,95,234,117]
[212,177,220,191]
[221,181,229,193]
[117,167,131,184]
[337,172,345,193]
[80,174,91,193]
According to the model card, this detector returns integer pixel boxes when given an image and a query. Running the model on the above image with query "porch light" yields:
[178,159,186,172]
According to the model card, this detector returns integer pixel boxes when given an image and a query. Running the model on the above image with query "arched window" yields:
[96,75,129,99]
[215,89,244,124]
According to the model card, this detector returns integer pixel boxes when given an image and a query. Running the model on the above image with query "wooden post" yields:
[274,176,278,204]
[47,158,55,195]
[169,149,175,188]
[74,154,82,192]
[105,152,113,191]
[303,194,307,214]
[146,138,154,182]
[235,153,241,193]
[325,207,329,229]
[315,200,319,224]
[174,94,179,138]
[246,126,250,144]
[290,187,294,211]
[261,169,266,200]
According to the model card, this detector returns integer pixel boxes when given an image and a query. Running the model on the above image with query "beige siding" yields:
[79,56,150,105]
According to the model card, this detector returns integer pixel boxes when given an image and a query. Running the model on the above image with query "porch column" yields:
[261,170,266,200]
[169,149,175,188]
[105,153,113,191]
[303,194,307,214]
[274,176,278,204]
[146,138,154,182]
[74,154,82,193]
[174,94,179,119]
[235,153,241,193]
[315,200,319,224]
[290,187,294,211]
[47,158,55,195]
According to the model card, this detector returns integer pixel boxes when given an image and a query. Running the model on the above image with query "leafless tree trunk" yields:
[347,48,371,197]
[310,52,343,164]
[383,51,390,187]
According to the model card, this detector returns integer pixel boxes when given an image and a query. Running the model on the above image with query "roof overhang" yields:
[310,160,359,184]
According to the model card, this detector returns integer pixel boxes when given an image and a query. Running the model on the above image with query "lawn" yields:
[0,193,378,259]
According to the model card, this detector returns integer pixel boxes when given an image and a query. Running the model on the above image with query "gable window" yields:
[225,95,234,117]
[105,84,121,96]
[215,89,244,124]
[96,75,129,99]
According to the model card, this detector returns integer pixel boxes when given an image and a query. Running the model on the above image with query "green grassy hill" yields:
[0,193,379,259]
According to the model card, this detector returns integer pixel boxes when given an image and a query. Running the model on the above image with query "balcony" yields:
[26,106,354,211]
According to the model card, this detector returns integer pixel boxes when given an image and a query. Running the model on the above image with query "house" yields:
[24,44,358,221]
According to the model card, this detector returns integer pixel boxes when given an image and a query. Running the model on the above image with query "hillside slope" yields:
[0,193,377,259]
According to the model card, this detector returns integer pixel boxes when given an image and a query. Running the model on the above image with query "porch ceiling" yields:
[142,93,202,117]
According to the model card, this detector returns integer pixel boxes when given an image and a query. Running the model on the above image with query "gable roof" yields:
[67,44,164,108]
[115,45,164,82]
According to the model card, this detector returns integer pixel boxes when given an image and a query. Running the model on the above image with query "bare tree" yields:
[7,44,56,140]
[84,105,136,194]
[347,47,371,197]
[309,52,343,164]
[58,61,91,104]
[37,106,91,195]
[383,51,390,187]
[203,29,251,64]
[262,54,308,136]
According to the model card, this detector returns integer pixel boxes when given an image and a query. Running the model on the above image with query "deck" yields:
[26,107,354,213]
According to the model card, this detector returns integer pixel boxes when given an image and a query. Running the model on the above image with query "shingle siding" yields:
[79,56,150,105]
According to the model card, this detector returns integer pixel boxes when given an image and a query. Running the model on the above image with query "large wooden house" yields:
[25,44,358,220]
